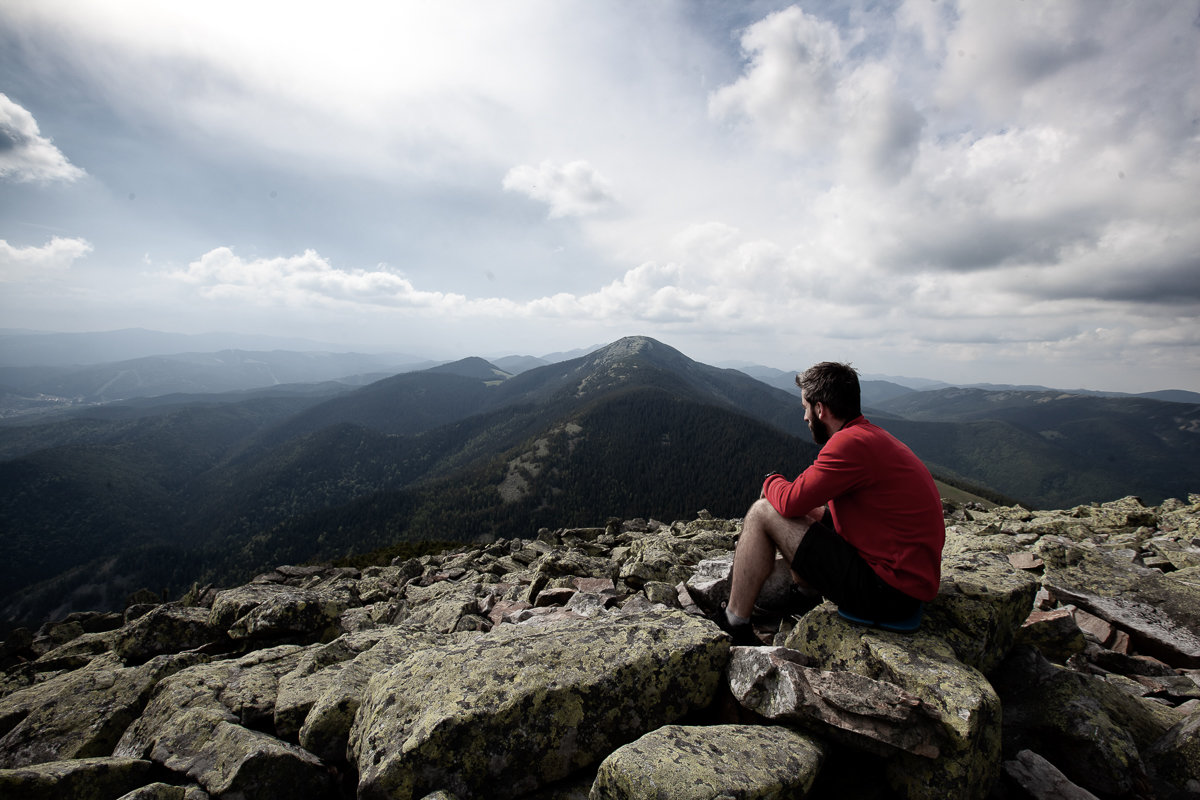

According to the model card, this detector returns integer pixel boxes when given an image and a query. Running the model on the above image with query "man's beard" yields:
[809,418,832,445]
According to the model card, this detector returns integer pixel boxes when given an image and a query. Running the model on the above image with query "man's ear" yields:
[813,401,826,420]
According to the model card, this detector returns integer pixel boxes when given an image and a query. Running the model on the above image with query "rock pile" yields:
[1,495,1199,799]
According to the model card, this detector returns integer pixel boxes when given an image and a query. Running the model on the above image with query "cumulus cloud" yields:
[0,94,86,182]
[0,237,93,282]
[708,7,924,182]
[169,248,481,311]
[503,160,616,218]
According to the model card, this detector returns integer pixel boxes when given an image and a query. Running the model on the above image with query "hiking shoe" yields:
[781,584,823,618]
[706,606,762,647]
[752,582,823,619]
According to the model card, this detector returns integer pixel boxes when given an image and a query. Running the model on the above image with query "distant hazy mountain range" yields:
[1,332,1197,632]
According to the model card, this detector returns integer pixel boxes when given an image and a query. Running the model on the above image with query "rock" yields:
[1015,608,1087,663]
[116,783,212,800]
[1002,749,1101,800]
[116,645,306,748]
[0,651,202,768]
[349,608,727,800]
[278,627,453,762]
[1040,537,1200,667]
[0,756,154,800]
[685,554,796,615]
[782,606,1002,800]
[590,724,826,799]
[5,502,1200,799]
[992,645,1181,798]
[922,549,1040,675]
[209,580,358,644]
[401,581,484,633]
[1144,710,1200,799]
[727,646,945,758]
[125,706,337,799]
[114,604,222,663]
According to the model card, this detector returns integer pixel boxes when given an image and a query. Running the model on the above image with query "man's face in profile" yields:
[802,395,832,445]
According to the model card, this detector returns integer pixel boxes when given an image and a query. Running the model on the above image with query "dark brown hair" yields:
[795,362,861,420]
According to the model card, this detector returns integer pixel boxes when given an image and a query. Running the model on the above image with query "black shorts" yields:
[791,513,921,623]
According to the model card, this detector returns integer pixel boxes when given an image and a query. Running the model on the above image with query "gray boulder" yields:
[727,645,945,758]
[1039,537,1200,667]
[0,756,154,800]
[590,724,826,799]
[349,608,727,800]
[114,604,221,663]
[992,645,1183,798]
[0,651,201,768]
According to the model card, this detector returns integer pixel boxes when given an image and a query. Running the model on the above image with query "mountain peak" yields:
[425,357,511,382]
[586,336,687,367]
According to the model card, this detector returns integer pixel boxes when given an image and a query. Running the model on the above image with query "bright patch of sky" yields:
[1,0,1198,391]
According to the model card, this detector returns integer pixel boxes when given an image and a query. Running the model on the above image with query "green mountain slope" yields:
[874,389,1200,507]
[4,335,1194,633]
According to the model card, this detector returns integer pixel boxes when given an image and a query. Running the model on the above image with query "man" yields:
[715,361,945,645]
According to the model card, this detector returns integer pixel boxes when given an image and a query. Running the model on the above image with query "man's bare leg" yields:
[726,498,814,620]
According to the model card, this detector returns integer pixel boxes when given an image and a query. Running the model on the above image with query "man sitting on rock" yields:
[715,361,945,645]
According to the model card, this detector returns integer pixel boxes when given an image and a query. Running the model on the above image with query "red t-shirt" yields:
[762,416,945,601]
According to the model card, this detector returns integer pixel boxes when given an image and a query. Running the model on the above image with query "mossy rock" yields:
[590,724,827,799]
[782,607,1001,800]
[0,756,153,800]
[350,608,728,800]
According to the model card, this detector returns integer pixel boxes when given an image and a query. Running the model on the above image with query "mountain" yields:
[0,328,419,367]
[425,357,512,382]
[0,337,821,631]
[734,365,918,409]
[491,355,550,374]
[0,349,428,418]
[873,387,1200,509]
[3,334,1196,634]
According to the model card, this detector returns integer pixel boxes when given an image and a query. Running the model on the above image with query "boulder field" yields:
[1,495,1199,799]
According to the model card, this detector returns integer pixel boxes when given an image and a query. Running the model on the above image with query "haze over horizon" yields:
[2,1,1198,394]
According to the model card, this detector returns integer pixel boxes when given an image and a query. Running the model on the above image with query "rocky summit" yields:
[1,495,1199,800]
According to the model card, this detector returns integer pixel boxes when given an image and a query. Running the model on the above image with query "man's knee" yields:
[746,497,779,522]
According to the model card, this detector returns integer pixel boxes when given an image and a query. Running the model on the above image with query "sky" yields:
[1,0,1198,392]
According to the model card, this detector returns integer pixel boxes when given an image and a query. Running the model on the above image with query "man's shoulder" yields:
[836,417,912,452]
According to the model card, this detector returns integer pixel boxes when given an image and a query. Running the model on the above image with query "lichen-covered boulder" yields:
[684,554,796,615]
[782,606,1001,800]
[116,782,212,800]
[992,645,1183,798]
[0,651,202,768]
[0,756,154,800]
[922,550,1039,675]
[116,645,306,745]
[1039,537,1200,667]
[1145,710,1200,799]
[115,604,222,663]
[209,580,358,644]
[1014,608,1088,664]
[589,724,827,799]
[123,706,337,799]
[401,581,485,633]
[277,627,453,762]
[617,528,733,589]
[727,646,944,758]
[112,645,335,799]
[349,608,728,800]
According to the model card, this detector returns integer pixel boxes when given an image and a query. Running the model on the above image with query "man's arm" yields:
[762,438,869,519]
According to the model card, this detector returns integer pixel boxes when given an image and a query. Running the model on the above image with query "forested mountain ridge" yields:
[874,388,1200,509]
[2,334,1196,634]
[0,337,821,631]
